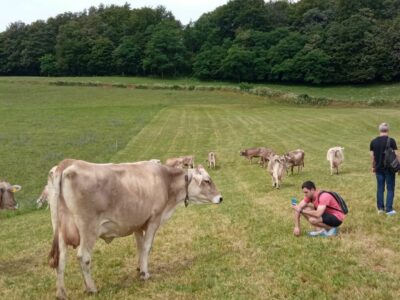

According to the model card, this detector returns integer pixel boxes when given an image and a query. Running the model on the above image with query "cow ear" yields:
[8,185,21,193]
[193,174,203,186]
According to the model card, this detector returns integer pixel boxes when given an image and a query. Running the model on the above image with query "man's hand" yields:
[292,204,302,213]
[293,227,300,237]
[372,167,376,173]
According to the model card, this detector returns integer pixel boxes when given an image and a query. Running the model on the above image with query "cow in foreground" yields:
[267,155,286,189]
[47,159,222,299]
[284,149,305,175]
[0,181,21,210]
[207,152,216,169]
[327,147,344,175]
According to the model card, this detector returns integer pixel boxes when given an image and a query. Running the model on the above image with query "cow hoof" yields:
[56,288,67,300]
[136,267,140,272]
[140,271,150,280]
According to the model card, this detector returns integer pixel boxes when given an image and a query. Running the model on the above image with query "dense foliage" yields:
[1,0,400,83]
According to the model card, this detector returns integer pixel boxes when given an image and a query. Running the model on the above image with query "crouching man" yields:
[292,181,345,237]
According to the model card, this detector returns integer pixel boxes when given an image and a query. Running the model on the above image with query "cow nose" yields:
[219,197,223,203]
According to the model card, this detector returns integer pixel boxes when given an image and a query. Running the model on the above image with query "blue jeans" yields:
[376,170,396,212]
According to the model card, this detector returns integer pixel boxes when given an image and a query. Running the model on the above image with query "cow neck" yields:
[184,172,190,207]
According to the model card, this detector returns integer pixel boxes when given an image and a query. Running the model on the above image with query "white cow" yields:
[207,152,216,169]
[267,155,286,189]
[327,147,344,175]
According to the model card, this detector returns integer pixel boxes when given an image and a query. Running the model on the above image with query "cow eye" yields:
[204,179,211,184]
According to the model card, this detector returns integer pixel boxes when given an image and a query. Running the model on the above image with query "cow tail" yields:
[48,167,62,269]
[49,230,60,268]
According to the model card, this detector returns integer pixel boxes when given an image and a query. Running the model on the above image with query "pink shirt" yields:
[304,190,345,221]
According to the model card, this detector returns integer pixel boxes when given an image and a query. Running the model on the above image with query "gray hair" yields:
[379,122,390,133]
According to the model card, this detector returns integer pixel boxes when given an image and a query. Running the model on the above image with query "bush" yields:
[367,98,387,106]
[290,93,331,106]
[239,82,253,91]
[111,83,127,88]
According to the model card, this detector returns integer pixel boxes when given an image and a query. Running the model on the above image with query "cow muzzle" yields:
[212,195,223,204]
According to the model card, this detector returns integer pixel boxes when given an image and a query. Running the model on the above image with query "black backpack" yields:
[318,191,349,215]
[384,136,400,173]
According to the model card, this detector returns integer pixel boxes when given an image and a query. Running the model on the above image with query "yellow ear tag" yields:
[11,187,18,193]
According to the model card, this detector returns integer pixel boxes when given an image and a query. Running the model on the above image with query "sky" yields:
[0,0,228,32]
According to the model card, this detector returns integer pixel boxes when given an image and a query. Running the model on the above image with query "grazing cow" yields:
[284,149,305,175]
[181,155,195,168]
[165,157,184,168]
[267,155,286,189]
[327,147,344,175]
[165,156,194,168]
[259,148,275,168]
[0,181,21,210]
[240,147,264,164]
[207,152,216,169]
[47,159,222,299]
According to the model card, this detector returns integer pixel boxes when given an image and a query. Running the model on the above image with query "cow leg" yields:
[139,222,160,280]
[77,236,97,294]
[56,233,68,300]
[134,230,145,272]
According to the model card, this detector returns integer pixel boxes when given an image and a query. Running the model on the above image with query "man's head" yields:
[301,180,316,199]
[379,122,390,134]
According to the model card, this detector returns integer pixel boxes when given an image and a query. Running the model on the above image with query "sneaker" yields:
[319,227,339,237]
[386,210,397,216]
[378,209,385,214]
[307,229,324,237]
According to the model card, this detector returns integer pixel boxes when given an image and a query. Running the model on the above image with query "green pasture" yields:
[1,79,400,299]
[2,76,400,102]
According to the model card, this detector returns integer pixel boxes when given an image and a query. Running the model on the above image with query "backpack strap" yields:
[386,136,391,149]
[318,191,344,213]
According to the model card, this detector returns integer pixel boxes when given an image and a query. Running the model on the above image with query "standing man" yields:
[370,122,397,215]
[292,181,345,237]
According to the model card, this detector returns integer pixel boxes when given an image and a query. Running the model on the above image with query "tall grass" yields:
[1,80,400,299]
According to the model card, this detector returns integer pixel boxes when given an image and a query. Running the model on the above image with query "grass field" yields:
[1,78,400,299]
[2,76,400,102]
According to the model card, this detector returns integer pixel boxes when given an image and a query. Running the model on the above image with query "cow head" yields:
[187,165,223,204]
[0,181,21,210]
[239,150,246,156]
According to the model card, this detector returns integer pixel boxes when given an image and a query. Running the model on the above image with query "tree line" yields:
[1,0,400,84]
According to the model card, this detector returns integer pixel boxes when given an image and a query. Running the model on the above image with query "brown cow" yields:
[181,155,195,168]
[206,152,216,169]
[47,160,222,299]
[240,147,264,164]
[0,181,21,210]
[165,157,184,168]
[284,149,305,175]
[259,148,275,168]
[165,156,194,168]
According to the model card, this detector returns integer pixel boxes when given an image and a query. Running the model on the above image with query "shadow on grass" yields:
[0,255,42,277]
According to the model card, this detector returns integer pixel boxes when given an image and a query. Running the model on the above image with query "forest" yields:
[1,0,400,84]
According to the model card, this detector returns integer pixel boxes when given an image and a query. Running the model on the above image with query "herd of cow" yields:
[239,146,345,189]
[0,147,344,299]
